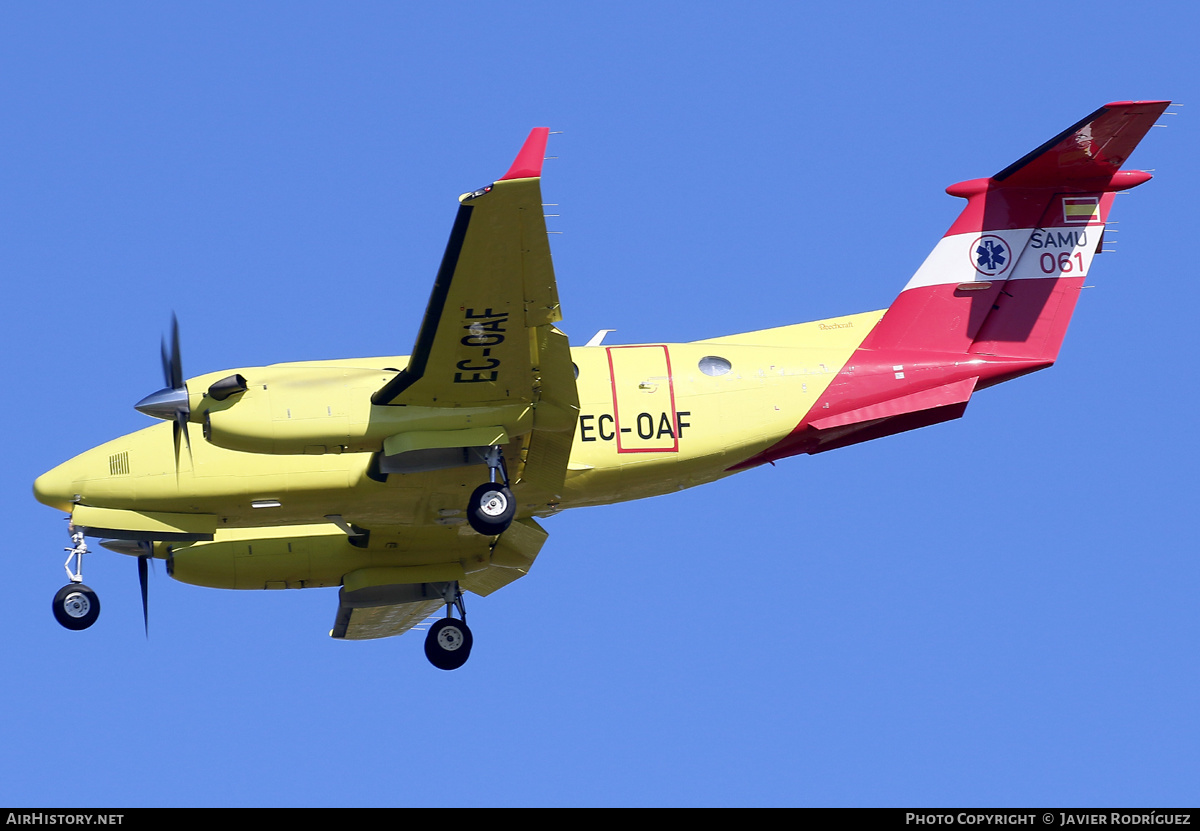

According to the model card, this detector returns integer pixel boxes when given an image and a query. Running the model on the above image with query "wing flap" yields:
[331,591,444,641]
[514,325,579,501]
[461,518,548,596]
[330,519,550,637]
[331,573,464,641]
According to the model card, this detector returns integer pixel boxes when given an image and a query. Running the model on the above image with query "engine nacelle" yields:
[193,364,532,455]
[166,526,360,590]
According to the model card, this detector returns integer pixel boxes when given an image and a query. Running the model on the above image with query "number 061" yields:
[1041,252,1085,274]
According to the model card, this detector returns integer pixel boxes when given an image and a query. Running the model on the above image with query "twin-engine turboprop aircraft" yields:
[34,101,1169,669]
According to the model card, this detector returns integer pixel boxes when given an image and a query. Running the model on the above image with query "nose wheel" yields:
[424,583,473,670]
[53,528,101,631]
[53,584,100,630]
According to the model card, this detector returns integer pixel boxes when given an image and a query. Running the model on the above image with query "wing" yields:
[136,518,549,642]
[373,128,567,409]
[373,128,579,502]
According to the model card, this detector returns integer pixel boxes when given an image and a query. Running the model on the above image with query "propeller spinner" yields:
[134,315,193,469]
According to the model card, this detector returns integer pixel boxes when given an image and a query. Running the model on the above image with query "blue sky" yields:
[3,2,1198,807]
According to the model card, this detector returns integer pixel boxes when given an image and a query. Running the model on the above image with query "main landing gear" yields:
[53,529,100,631]
[424,582,473,671]
[466,446,515,536]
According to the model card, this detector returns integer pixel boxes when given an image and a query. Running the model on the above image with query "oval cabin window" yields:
[698,356,732,377]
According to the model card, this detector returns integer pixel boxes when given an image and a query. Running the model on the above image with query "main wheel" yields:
[467,482,515,536]
[424,617,473,670]
[52,584,100,631]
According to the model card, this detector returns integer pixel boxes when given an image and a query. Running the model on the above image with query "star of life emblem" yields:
[970,235,1012,277]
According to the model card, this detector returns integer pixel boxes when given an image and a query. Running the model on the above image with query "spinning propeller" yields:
[127,316,194,636]
[134,315,192,472]
[98,538,155,636]
[137,551,151,637]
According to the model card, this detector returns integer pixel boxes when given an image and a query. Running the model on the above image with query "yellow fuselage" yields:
[35,311,881,590]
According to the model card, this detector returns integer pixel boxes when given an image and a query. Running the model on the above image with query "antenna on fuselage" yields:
[585,329,616,347]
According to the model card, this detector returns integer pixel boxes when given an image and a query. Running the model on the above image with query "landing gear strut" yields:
[424,582,473,671]
[466,446,514,536]
[53,529,100,631]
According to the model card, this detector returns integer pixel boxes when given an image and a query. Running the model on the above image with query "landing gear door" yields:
[606,345,680,453]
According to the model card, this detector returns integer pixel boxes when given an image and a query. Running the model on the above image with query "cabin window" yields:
[572,363,579,379]
[698,356,732,377]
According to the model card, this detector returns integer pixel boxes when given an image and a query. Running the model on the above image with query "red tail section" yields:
[860,101,1168,362]
[731,102,1168,470]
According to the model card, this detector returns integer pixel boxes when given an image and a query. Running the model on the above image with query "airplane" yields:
[34,101,1170,669]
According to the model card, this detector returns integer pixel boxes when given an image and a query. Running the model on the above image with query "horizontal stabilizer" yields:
[808,377,977,431]
[993,101,1169,186]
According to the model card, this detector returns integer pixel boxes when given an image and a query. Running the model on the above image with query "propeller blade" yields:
[160,338,171,390]
[138,555,149,637]
[140,315,193,477]
[177,411,193,467]
[169,314,183,391]
[171,418,193,479]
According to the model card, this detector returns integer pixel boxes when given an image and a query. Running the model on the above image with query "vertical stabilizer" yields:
[727,101,1170,470]
[859,101,1169,363]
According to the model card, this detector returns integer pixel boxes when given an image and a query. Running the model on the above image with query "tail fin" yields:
[860,101,1169,361]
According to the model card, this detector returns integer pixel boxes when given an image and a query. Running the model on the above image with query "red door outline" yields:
[605,345,680,454]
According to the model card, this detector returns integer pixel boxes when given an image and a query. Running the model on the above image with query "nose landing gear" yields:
[53,584,100,630]
[54,529,100,631]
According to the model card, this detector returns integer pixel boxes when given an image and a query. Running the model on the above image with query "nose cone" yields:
[33,460,79,512]
[135,386,189,421]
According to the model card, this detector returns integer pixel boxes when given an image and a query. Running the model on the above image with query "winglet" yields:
[500,127,550,180]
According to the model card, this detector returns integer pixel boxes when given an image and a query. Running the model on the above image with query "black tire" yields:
[52,584,100,631]
[466,482,515,536]
[424,617,473,670]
